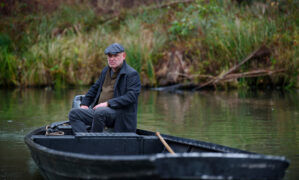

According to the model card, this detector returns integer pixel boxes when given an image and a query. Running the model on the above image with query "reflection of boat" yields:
[25,123,289,180]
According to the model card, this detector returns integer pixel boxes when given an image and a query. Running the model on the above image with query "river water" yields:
[0,88,298,179]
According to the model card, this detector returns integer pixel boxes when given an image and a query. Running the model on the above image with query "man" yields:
[69,43,141,132]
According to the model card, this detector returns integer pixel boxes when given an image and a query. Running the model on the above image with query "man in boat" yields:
[68,43,141,132]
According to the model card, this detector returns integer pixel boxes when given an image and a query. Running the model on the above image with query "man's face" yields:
[107,52,125,71]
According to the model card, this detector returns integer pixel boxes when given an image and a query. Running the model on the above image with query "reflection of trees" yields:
[139,91,191,120]
[155,92,192,125]
[138,90,205,134]
[0,88,88,128]
[191,90,298,153]
[138,90,298,156]
[1,88,297,155]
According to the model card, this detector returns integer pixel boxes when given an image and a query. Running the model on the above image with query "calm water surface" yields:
[0,88,298,179]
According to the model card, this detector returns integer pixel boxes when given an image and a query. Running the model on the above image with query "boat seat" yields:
[74,132,140,137]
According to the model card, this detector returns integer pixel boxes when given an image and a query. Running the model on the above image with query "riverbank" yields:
[0,0,298,89]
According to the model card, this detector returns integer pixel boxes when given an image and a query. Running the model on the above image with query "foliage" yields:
[119,18,166,85]
[166,0,298,88]
[0,0,297,89]
[0,34,18,85]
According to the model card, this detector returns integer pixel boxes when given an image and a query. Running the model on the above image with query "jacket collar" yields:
[118,60,127,75]
[113,60,127,93]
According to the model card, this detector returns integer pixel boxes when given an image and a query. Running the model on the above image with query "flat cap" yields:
[104,43,125,55]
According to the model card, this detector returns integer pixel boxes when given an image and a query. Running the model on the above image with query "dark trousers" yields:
[68,107,119,132]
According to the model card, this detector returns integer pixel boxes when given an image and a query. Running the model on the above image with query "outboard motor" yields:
[72,95,85,108]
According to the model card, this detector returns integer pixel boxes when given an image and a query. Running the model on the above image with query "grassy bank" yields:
[0,0,298,89]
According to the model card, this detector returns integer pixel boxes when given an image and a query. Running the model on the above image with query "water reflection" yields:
[138,90,298,180]
[0,88,298,179]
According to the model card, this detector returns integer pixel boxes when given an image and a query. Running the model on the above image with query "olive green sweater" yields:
[98,68,119,104]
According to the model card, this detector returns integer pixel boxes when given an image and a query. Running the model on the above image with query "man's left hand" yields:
[93,102,108,110]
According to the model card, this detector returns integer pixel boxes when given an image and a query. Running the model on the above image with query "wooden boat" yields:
[25,122,289,180]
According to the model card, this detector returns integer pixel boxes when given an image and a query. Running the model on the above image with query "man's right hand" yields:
[80,105,89,109]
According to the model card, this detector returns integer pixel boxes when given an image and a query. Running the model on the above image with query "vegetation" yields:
[0,0,298,89]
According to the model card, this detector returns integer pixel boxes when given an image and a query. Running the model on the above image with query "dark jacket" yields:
[81,61,141,132]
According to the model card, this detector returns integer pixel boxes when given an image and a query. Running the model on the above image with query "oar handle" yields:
[156,132,175,154]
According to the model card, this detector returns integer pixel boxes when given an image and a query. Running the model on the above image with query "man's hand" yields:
[80,105,89,109]
[93,102,108,110]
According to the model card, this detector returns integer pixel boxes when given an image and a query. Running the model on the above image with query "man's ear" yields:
[122,52,126,59]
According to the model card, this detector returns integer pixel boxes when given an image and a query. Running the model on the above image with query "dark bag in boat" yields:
[45,121,69,136]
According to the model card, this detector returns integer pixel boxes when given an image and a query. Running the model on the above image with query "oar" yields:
[156,132,175,154]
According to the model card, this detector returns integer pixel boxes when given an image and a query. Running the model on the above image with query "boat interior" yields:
[30,128,222,156]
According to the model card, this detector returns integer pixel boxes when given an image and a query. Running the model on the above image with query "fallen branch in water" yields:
[221,69,286,81]
[152,69,285,92]
[168,72,214,80]
[193,45,271,90]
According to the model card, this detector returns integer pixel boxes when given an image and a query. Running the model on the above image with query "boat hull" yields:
[25,126,289,180]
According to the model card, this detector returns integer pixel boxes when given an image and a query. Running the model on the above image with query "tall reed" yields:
[0,0,297,88]
[118,18,166,85]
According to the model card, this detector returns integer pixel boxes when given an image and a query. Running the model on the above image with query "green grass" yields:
[0,0,297,88]
[165,0,298,88]
[119,18,166,85]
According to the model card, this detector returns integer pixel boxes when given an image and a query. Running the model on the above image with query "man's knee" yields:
[92,108,115,131]
[94,107,111,119]
[68,108,81,121]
